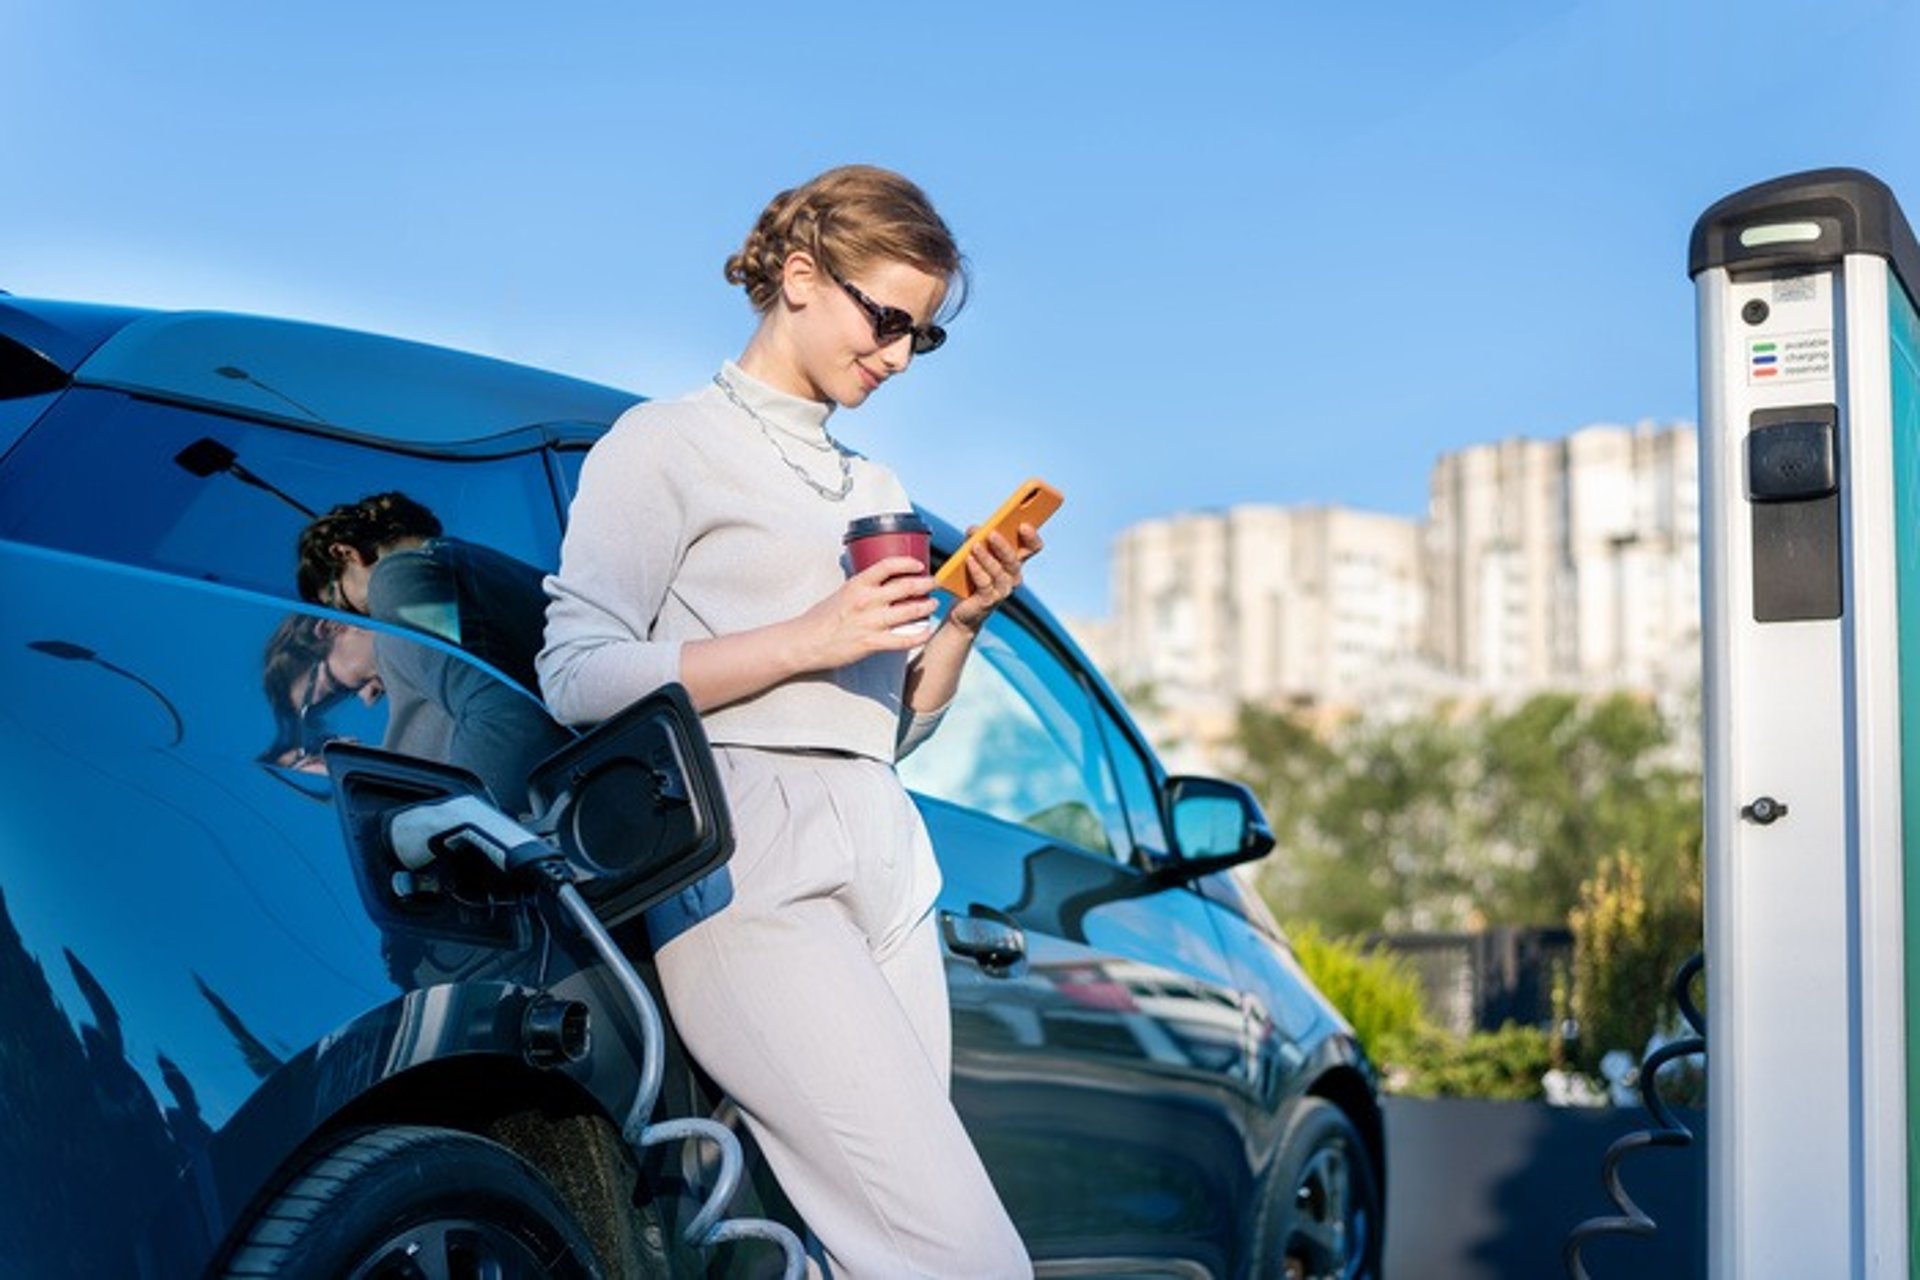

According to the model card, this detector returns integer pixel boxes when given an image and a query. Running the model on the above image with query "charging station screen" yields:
[1894,263,1920,1273]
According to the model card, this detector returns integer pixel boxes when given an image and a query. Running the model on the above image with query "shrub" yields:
[1383,1022,1555,1100]
[1289,921,1568,1101]
[1285,921,1428,1057]
[1569,848,1702,1079]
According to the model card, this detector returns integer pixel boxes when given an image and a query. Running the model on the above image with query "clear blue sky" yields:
[7,0,1918,617]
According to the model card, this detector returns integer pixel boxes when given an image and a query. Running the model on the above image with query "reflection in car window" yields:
[255,604,567,808]
[552,445,590,507]
[259,612,390,774]
[899,610,1130,859]
[0,392,58,460]
[1092,698,1169,859]
[0,390,563,597]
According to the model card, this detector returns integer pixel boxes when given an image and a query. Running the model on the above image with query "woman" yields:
[538,165,1037,1278]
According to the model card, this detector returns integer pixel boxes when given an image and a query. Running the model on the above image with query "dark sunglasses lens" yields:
[873,306,914,341]
[912,325,946,355]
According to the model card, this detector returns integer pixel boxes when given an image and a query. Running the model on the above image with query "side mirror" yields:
[1157,776,1276,884]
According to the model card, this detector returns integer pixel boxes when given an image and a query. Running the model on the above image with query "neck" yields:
[736,322,828,404]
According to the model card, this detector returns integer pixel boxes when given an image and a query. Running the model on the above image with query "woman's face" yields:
[321,545,376,613]
[326,624,383,701]
[787,255,946,408]
[292,622,383,710]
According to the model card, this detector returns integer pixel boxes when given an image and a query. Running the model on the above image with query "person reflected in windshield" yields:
[294,492,565,805]
[260,614,384,773]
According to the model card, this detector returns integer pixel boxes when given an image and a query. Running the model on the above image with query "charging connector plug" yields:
[386,795,556,876]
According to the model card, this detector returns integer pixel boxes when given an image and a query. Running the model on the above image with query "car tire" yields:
[1252,1097,1383,1280]
[220,1124,603,1279]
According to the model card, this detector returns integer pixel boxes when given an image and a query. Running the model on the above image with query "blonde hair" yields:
[725,165,968,317]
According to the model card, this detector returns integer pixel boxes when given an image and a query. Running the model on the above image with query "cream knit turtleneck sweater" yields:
[538,361,937,762]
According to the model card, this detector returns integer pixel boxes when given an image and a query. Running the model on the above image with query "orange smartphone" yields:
[933,477,1063,598]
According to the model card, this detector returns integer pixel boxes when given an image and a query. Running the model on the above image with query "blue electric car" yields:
[0,294,1384,1278]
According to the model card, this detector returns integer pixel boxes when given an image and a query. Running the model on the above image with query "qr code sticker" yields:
[1772,276,1818,304]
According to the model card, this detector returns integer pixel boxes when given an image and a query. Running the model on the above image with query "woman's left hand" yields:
[947,524,1044,632]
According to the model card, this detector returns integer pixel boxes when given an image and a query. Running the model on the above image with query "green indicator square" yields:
[1753,342,1778,352]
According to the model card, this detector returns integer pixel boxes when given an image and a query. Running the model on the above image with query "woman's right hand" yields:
[791,556,938,671]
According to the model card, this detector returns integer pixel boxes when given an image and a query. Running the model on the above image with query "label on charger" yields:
[1747,331,1834,386]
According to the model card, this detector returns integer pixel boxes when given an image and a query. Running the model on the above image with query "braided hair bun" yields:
[294,491,442,604]
[724,165,967,315]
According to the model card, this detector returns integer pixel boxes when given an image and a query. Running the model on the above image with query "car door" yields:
[899,605,1257,1275]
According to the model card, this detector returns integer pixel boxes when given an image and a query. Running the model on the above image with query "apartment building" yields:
[1109,504,1427,715]
[1426,420,1698,698]
[1103,420,1700,736]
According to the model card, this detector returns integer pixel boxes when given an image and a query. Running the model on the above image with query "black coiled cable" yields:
[1562,951,1706,1279]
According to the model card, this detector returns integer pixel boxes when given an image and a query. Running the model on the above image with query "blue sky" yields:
[7,0,1919,617]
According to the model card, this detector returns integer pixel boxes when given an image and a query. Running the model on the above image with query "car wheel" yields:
[220,1124,603,1279]
[1253,1097,1382,1280]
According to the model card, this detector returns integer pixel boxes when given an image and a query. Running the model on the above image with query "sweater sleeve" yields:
[895,706,947,760]
[537,411,689,727]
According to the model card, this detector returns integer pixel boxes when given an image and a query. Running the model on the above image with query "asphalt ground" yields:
[1384,1096,1706,1279]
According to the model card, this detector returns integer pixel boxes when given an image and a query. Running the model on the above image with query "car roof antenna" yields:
[213,364,327,424]
[173,437,319,518]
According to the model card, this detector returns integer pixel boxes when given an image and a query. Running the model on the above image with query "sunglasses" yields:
[295,652,350,750]
[833,273,946,356]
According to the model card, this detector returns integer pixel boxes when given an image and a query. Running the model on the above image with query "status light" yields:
[1739,221,1823,248]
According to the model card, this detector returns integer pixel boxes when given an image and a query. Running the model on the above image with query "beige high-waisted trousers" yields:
[649,745,1032,1280]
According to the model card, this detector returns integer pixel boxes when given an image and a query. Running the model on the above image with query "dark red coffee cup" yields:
[845,512,933,633]
[844,512,931,573]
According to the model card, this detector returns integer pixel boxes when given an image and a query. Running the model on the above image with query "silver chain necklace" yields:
[713,371,854,501]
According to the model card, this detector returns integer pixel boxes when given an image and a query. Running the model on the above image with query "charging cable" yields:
[388,795,806,1278]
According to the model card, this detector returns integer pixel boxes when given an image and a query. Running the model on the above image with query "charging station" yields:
[1691,168,1920,1278]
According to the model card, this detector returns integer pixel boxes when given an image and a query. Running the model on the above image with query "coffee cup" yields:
[844,512,933,634]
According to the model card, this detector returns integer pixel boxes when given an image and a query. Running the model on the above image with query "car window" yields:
[899,608,1132,860]
[552,445,590,506]
[1092,696,1170,859]
[0,392,57,460]
[0,389,563,596]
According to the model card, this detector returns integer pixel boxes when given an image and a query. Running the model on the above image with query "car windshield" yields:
[73,311,640,445]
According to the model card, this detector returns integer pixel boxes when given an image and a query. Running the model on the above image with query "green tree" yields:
[1247,707,1481,935]
[1474,692,1700,925]
[1239,690,1703,941]
[1310,715,1482,933]
[1232,702,1336,854]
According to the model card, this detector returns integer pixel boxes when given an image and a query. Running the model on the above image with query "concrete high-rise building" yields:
[1424,437,1562,690]
[1101,421,1700,760]
[1110,504,1426,717]
[1425,420,1698,697]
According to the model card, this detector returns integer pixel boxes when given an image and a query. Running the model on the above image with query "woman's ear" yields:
[779,251,823,310]
[327,542,367,569]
